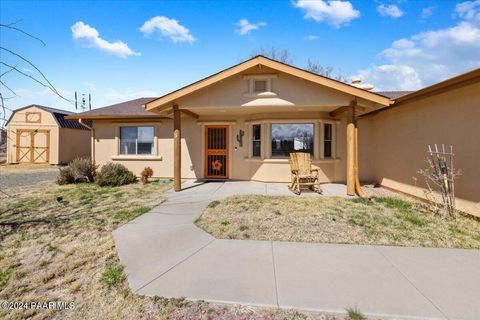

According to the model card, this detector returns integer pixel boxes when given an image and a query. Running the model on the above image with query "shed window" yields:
[120,126,154,155]
[271,123,314,157]
[252,124,261,157]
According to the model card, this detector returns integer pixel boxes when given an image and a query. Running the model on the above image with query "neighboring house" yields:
[66,56,480,216]
[6,105,91,164]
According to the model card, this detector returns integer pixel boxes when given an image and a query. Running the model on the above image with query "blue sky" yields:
[1,0,479,119]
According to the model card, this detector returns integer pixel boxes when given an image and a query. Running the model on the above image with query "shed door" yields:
[204,126,229,179]
[16,129,50,163]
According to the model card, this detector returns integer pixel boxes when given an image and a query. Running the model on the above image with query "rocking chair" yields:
[288,152,322,195]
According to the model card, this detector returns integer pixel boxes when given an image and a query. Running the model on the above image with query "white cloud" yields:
[357,65,421,91]
[294,0,360,28]
[377,4,404,18]
[104,88,158,102]
[304,35,319,40]
[140,16,195,43]
[421,6,434,19]
[357,19,480,90]
[235,19,267,35]
[455,0,480,22]
[71,21,140,58]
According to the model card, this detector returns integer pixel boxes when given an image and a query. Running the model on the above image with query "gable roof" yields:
[393,67,480,104]
[361,67,480,118]
[5,104,88,129]
[65,97,162,120]
[145,55,392,111]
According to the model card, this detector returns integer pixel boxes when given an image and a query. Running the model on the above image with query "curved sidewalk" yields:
[113,181,480,320]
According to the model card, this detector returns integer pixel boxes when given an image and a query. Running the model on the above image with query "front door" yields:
[204,125,229,179]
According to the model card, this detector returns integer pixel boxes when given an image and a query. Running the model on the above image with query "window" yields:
[271,123,314,157]
[324,123,333,158]
[252,124,261,157]
[120,126,154,155]
[254,80,267,93]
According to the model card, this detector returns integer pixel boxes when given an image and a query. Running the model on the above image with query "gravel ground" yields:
[0,170,58,188]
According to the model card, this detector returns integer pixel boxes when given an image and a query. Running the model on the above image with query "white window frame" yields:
[243,74,278,97]
[250,122,262,158]
[245,119,337,161]
[270,121,316,159]
[114,124,160,157]
[320,120,336,159]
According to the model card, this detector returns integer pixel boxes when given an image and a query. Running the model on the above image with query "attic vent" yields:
[254,80,267,93]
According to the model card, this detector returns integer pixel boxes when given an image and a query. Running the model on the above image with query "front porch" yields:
[143,56,392,195]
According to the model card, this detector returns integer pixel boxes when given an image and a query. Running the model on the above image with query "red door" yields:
[204,126,229,178]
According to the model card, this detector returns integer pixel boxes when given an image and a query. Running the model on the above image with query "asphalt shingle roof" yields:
[74,97,159,117]
[375,91,414,99]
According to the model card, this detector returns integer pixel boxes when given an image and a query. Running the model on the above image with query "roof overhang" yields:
[144,56,392,112]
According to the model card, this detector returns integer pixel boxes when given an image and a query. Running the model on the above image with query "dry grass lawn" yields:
[0,181,350,320]
[195,195,480,249]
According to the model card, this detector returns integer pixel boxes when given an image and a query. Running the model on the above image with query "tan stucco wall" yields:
[92,113,346,183]
[176,66,352,109]
[7,106,60,164]
[358,82,480,216]
[58,128,91,164]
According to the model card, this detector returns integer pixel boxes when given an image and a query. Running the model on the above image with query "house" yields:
[66,56,480,216]
[6,105,91,164]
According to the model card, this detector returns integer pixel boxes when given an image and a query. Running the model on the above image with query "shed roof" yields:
[5,104,88,129]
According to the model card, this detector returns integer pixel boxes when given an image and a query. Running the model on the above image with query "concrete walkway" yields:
[113,181,480,320]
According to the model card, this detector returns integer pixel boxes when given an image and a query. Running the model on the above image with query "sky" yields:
[1,0,480,120]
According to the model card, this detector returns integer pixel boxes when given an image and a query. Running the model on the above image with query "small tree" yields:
[306,59,348,82]
[418,144,460,218]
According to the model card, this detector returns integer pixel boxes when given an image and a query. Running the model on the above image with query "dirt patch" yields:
[195,195,480,249]
[0,163,60,173]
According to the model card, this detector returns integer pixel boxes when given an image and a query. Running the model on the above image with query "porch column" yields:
[173,105,181,192]
[346,101,355,196]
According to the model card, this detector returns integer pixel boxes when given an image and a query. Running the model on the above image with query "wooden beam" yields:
[330,105,366,117]
[164,109,199,119]
[346,102,355,196]
[173,105,181,192]
[180,109,199,119]
[330,106,349,117]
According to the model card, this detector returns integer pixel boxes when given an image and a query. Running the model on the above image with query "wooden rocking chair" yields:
[288,152,322,195]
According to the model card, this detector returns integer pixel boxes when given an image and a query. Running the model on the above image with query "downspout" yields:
[78,118,95,164]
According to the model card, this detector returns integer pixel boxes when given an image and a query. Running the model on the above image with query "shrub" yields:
[100,264,125,288]
[70,157,97,182]
[96,163,137,187]
[56,167,75,185]
[140,167,154,184]
[347,306,366,320]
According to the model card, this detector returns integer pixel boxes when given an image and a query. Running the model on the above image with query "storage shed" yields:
[6,104,91,164]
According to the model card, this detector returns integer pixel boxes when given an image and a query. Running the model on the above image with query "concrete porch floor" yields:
[113,181,480,320]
